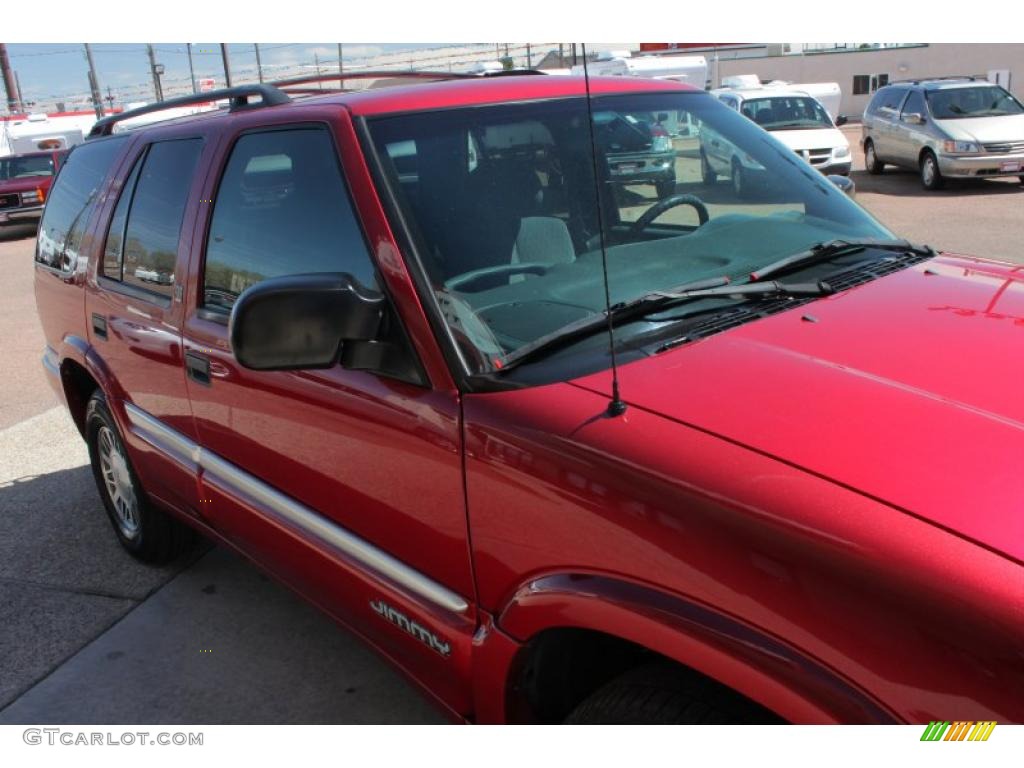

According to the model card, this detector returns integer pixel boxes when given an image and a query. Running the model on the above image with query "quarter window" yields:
[35,137,126,272]
[202,127,378,312]
[901,91,926,120]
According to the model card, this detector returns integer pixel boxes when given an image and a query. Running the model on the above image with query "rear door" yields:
[179,110,477,714]
[86,132,211,517]
[871,87,909,163]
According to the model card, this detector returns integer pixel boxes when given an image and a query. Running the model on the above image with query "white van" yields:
[709,87,852,176]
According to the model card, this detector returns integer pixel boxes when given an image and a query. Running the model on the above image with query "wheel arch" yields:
[56,334,119,439]
[494,572,896,724]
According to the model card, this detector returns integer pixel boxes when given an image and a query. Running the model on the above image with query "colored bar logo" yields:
[921,721,996,741]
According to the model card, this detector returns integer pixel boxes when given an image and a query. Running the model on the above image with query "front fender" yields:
[497,572,897,724]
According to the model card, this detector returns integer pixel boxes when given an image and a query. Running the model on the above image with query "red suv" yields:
[33,75,1024,724]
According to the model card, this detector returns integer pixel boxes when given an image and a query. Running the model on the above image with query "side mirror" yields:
[229,273,385,370]
[834,114,849,127]
[827,174,856,198]
[904,112,925,125]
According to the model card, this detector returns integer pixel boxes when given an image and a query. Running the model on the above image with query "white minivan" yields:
[707,88,852,181]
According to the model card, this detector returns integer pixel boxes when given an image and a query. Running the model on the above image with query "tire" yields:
[86,391,195,563]
[920,150,945,190]
[731,158,746,199]
[700,150,717,185]
[655,178,676,199]
[864,140,884,175]
[1018,175,1024,185]
[565,664,783,724]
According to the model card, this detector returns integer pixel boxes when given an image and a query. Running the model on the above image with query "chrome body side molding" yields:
[122,401,469,615]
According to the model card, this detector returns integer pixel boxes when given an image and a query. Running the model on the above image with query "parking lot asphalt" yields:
[0,144,1020,723]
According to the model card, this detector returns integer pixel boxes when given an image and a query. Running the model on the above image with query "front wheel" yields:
[864,140,884,174]
[565,664,783,724]
[86,392,195,563]
[700,150,717,185]
[920,150,945,190]
[655,178,676,199]
[731,159,746,199]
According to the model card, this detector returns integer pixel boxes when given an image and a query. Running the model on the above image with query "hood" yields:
[935,113,1024,144]
[0,175,54,195]
[769,127,849,152]
[572,254,1024,562]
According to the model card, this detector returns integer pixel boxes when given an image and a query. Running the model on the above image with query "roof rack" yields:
[87,84,291,137]
[270,68,548,93]
[889,75,980,86]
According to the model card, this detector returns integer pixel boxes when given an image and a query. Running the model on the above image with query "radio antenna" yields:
[580,44,627,417]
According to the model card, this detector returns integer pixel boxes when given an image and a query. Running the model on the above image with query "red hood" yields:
[0,175,53,195]
[573,254,1024,562]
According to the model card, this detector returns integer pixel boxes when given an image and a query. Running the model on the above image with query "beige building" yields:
[707,44,1024,118]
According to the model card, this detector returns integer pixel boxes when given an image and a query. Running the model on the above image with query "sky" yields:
[4,43,452,109]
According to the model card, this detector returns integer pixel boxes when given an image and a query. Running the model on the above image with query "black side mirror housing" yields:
[230,272,385,370]
[835,114,849,127]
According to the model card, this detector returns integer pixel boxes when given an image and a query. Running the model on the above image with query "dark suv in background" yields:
[861,77,1024,189]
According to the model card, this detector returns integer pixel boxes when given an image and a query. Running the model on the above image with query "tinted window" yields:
[120,139,203,298]
[102,157,143,280]
[901,91,926,119]
[853,75,870,96]
[879,88,908,113]
[35,137,126,271]
[203,127,377,312]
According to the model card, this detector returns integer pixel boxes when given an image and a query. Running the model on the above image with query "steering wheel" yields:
[629,193,710,237]
[445,262,550,292]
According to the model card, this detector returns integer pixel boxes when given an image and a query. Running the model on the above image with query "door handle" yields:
[92,313,107,340]
[185,351,211,386]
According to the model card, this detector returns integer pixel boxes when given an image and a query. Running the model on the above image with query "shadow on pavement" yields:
[851,169,1024,199]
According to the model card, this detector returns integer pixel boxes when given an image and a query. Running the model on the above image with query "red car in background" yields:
[32,74,1024,725]
[0,149,65,229]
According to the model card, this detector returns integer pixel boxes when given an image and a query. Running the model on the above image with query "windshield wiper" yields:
[750,239,933,283]
[493,276,833,373]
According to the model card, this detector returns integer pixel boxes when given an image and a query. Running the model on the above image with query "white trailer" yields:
[570,52,708,90]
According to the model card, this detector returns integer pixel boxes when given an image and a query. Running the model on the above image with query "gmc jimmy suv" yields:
[33,74,1023,724]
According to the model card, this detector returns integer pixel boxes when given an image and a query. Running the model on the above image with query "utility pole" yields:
[106,85,115,111]
[526,43,531,68]
[314,52,322,89]
[0,43,23,114]
[220,43,232,88]
[84,44,104,117]
[186,43,197,93]
[254,43,263,83]
[337,44,344,89]
[146,44,164,102]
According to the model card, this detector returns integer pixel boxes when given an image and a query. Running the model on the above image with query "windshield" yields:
[0,154,56,180]
[740,96,834,129]
[926,86,1024,119]
[368,91,891,375]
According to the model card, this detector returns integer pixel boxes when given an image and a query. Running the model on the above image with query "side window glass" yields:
[102,156,143,280]
[35,137,126,272]
[120,138,203,299]
[901,91,926,119]
[203,127,379,312]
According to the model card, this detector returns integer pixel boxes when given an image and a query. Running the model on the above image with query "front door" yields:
[180,117,476,714]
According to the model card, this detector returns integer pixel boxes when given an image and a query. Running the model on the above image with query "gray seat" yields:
[511,216,576,269]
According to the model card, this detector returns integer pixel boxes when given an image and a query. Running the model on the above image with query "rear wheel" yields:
[700,150,717,185]
[565,663,783,724]
[864,140,884,174]
[920,150,945,190]
[731,158,746,199]
[86,392,195,563]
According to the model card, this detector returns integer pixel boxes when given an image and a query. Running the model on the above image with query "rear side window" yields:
[102,138,203,299]
[35,137,126,272]
[878,88,909,115]
[202,127,378,312]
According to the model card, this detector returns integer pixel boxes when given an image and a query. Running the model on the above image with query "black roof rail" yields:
[87,84,291,137]
[271,68,548,92]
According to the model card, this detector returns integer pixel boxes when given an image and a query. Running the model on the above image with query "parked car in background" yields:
[709,88,852,182]
[0,149,65,229]
[33,75,1024,725]
[861,78,1024,189]
[592,109,678,198]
